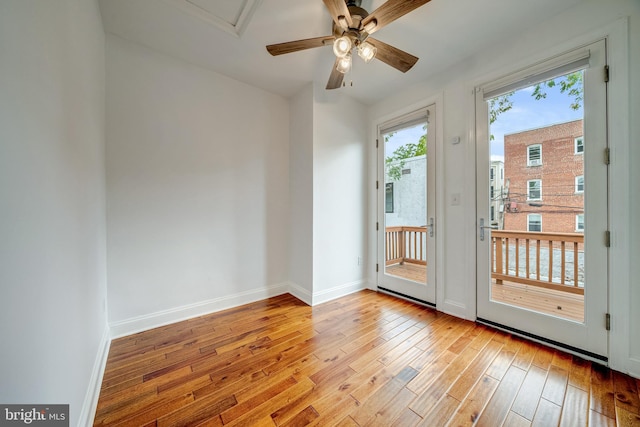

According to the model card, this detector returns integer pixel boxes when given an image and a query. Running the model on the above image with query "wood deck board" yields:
[94,291,637,426]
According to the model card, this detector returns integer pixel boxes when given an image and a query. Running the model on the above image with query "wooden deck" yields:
[387,263,584,322]
[386,263,427,284]
[94,291,640,426]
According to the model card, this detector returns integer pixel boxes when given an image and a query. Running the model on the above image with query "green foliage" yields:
[488,93,514,140]
[532,71,583,110]
[385,133,426,181]
[489,71,584,139]
[383,71,584,180]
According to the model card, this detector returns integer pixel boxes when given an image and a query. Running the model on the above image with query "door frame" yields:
[474,40,610,361]
[374,98,444,307]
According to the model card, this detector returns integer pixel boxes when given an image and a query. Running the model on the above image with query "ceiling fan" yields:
[266,0,431,89]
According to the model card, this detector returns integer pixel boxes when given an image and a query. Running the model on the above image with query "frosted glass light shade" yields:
[336,54,352,74]
[333,36,352,58]
[357,42,377,63]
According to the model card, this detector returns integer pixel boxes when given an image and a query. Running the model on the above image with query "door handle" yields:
[479,218,498,241]
[427,217,434,237]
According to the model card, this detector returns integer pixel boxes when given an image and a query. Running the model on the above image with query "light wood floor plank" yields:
[93,291,639,426]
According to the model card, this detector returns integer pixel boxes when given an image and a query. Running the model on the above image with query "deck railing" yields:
[385,226,427,266]
[385,227,585,295]
[491,230,584,295]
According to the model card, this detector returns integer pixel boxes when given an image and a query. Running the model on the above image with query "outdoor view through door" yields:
[487,70,587,322]
[476,40,609,359]
[378,106,436,306]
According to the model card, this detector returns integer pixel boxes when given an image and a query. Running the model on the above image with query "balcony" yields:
[385,227,584,322]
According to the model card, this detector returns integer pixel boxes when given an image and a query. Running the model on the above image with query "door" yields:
[377,105,436,305]
[476,41,609,359]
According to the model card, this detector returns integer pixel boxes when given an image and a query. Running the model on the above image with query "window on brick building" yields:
[527,144,542,166]
[527,179,542,200]
[575,175,584,193]
[576,214,585,232]
[490,167,494,180]
[528,214,542,232]
[575,136,584,154]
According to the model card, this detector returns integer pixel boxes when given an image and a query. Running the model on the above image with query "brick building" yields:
[502,120,584,233]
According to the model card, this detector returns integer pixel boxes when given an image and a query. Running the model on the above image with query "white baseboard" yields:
[287,281,313,305]
[78,324,111,427]
[311,280,368,305]
[109,283,289,338]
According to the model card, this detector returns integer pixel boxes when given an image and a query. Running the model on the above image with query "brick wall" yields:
[503,120,584,233]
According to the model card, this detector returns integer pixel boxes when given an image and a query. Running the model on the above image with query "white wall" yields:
[0,1,108,425]
[288,85,314,302]
[367,0,639,375]
[312,88,369,303]
[106,35,290,333]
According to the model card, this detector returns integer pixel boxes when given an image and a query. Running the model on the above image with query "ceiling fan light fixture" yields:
[337,15,349,30]
[363,18,377,34]
[333,36,352,58]
[336,53,352,74]
[357,41,377,63]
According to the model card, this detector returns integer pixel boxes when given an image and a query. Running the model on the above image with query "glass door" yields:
[476,41,608,359]
[377,105,436,305]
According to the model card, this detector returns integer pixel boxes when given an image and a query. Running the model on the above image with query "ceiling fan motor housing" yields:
[332,4,369,37]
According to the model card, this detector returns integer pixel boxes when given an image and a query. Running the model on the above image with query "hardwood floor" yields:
[94,291,640,426]
[386,263,584,322]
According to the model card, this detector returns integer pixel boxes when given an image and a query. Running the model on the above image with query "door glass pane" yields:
[488,69,585,322]
[383,122,427,284]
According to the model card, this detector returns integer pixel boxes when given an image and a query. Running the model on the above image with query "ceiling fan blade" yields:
[326,58,345,90]
[322,0,353,29]
[266,36,334,56]
[368,38,418,73]
[361,0,431,35]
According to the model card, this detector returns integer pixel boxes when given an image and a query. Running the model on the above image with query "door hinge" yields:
[376,263,379,273]
[376,139,379,148]
[376,222,379,231]
[376,180,379,190]
[605,313,611,331]
[604,65,610,83]
[605,230,611,248]
[604,147,611,165]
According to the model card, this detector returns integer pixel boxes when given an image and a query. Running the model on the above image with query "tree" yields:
[385,130,426,181]
[490,71,584,130]
[383,71,583,179]
[489,93,514,140]
[531,71,583,111]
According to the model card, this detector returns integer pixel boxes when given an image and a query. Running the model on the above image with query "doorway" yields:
[377,105,436,306]
[476,41,609,360]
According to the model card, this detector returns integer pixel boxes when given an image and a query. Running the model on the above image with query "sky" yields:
[384,72,584,160]
[490,76,584,161]
[384,123,426,157]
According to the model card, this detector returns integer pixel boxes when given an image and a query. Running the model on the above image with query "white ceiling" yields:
[98,0,585,105]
